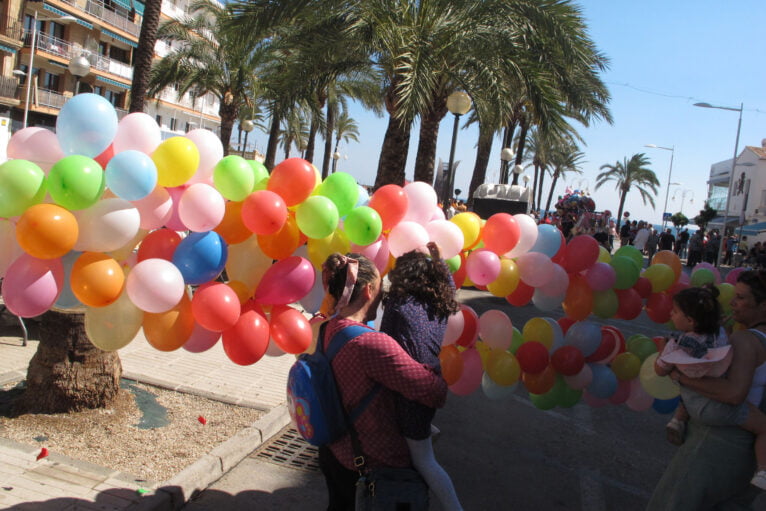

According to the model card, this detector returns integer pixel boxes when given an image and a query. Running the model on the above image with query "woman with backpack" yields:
[318,253,448,511]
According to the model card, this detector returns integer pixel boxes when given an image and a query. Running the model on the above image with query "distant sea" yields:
[651,224,698,235]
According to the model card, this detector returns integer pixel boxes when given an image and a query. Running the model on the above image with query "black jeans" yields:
[319,446,358,511]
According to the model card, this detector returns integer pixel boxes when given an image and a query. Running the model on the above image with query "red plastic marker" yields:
[198,416,207,425]
[36,448,48,461]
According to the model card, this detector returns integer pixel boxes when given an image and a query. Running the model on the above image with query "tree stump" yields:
[13,310,122,415]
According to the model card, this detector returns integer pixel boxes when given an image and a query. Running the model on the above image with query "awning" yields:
[709,216,740,225]
[111,0,144,15]
[0,43,16,54]
[97,76,131,90]
[102,28,138,48]
[741,222,766,235]
[42,3,93,29]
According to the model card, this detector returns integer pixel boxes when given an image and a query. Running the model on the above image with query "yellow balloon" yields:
[450,212,482,250]
[597,245,612,263]
[487,258,520,297]
[643,263,675,292]
[152,136,200,187]
[108,228,148,262]
[522,317,554,350]
[226,235,273,290]
[639,353,680,399]
[85,290,143,351]
[486,349,521,386]
[475,340,492,367]
[307,229,350,269]
[611,352,641,380]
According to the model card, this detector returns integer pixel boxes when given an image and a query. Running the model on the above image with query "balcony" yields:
[31,31,133,81]
[55,0,141,37]
[0,16,24,41]
[20,87,68,110]
[0,76,20,100]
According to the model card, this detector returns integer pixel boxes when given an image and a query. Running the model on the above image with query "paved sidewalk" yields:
[0,330,294,510]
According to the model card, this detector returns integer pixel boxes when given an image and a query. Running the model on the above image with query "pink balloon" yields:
[585,262,617,291]
[126,258,185,313]
[402,182,438,225]
[478,309,512,350]
[448,348,483,396]
[164,185,188,231]
[1,254,63,317]
[726,267,745,285]
[428,205,446,222]
[183,323,221,353]
[516,251,554,287]
[131,186,173,230]
[254,256,315,305]
[465,249,501,286]
[351,235,390,274]
[185,129,224,184]
[425,220,464,259]
[505,214,538,258]
[563,364,593,390]
[626,378,654,411]
[443,310,465,346]
[112,112,161,155]
[7,127,64,172]
[537,263,569,296]
[388,221,429,258]
[583,391,610,408]
[179,183,225,232]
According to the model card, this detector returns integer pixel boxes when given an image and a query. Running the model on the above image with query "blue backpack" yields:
[287,323,380,446]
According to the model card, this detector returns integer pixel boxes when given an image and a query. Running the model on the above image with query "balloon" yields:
[597,246,612,263]
[537,263,569,297]
[143,294,195,351]
[268,158,316,206]
[633,276,653,299]
[351,236,390,274]
[295,195,339,239]
[531,288,561,312]
[222,309,270,365]
[299,269,325,314]
[562,274,593,321]
[639,353,680,399]
[306,230,350,269]
[486,349,521,385]
[482,213,520,255]
[585,328,618,364]
[70,252,125,307]
[693,262,721,284]
[564,235,600,273]
[178,183,225,232]
[628,336,659,362]
[626,378,654,411]
[515,341,549,374]
[616,288,643,320]
[653,396,681,414]
[585,262,617,291]
[486,258,520,298]
[213,155,255,201]
[190,282,240,332]
[256,211,301,260]
[131,186,173,230]
[482,373,517,400]
[344,206,382,246]
[270,305,312,354]
[516,251,554,287]
[529,224,561,258]
[551,345,585,376]
[643,263,675,293]
[646,292,673,324]
[651,250,681,281]
[424,220,463,260]
[726,267,745,285]
[388,221,429,257]
[614,245,644,269]
[369,184,408,231]
[592,289,618,318]
[84,290,143,351]
[450,212,482,250]
[611,352,642,380]
[152,136,200,188]
[523,365,556,394]
[7,127,64,172]
[56,93,118,157]
[454,305,479,348]
[126,258,185,313]
[564,364,593,390]
[183,323,221,353]
[0,159,47,218]
[185,129,224,184]
[465,249,501,286]
[717,283,735,311]
[506,281,534,307]
[439,345,463,384]
[137,228,182,262]
[47,155,105,211]
[254,256,315,305]
[522,317,555,350]
[443,310,465,346]
[478,310,512,350]
[402,182,438,225]
[564,321,602,357]
[317,172,359,217]
[690,268,715,287]
[105,150,157,201]
[226,235,272,290]
[448,348,482,396]
[610,255,641,290]
[112,112,162,155]
[1,254,63,317]
[213,200,251,245]
[505,214,538,258]
[16,204,78,259]
[73,198,140,253]
[173,231,228,285]
[587,364,617,399]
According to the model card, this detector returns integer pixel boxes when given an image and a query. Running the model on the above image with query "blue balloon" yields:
[53,251,83,310]
[532,288,562,311]
[355,184,370,208]
[105,150,157,201]
[529,224,562,257]
[56,93,118,157]
[172,231,228,285]
[587,364,617,399]
[564,320,602,357]
[652,396,681,414]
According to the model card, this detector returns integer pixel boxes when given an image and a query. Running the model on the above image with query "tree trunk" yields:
[218,100,238,158]
[544,170,560,219]
[511,118,529,185]
[467,124,493,209]
[537,169,545,211]
[413,96,447,184]
[13,311,122,415]
[129,0,162,113]
[265,111,281,170]
[322,102,335,179]
[374,114,411,189]
[531,164,540,211]
[616,189,628,232]
[305,119,318,163]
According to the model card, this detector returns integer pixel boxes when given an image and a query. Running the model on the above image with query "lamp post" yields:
[68,54,90,94]
[22,12,76,128]
[645,144,675,230]
[672,189,694,215]
[331,151,341,173]
[444,91,472,209]
[693,102,743,266]
[500,147,514,184]
[240,119,254,157]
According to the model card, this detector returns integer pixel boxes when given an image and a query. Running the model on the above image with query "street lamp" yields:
[23,12,76,128]
[645,144,675,230]
[671,189,694,215]
[68,54,90,94]
[444,91,472,209]
[240,119,254,157]
[693,101,743,266]
[500,147,514,184]
[331,151,341,173]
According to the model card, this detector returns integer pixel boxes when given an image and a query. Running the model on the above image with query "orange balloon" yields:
[16,203,79,259]
[70,252,125,307]
[267,158,316,206]
[214,200,251,245]
[143,293,194,351]
[368,184,408,232]
[522,365,556,394]
[439,345,464,385]
[562,274,593,321]
[257,214,301,260]
[651,250,682,282]
[227,280,252,304]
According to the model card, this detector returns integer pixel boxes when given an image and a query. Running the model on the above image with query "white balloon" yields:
[112,112,162,155]
[186,129,224,184]
[73,198,141,253]
[505,214,538,258]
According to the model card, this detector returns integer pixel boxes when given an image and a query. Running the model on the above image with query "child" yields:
[380,242,463,511]
[655,285,766,489]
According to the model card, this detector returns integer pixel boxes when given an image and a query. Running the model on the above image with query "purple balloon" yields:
[585,262,617,291]
[254,256,316,305]
[2,254,64,317]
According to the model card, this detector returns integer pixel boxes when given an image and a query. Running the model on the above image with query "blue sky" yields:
[250,1,766,226]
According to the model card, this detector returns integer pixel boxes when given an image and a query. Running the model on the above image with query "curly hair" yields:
[737,269,766,304]
[385,250,459,320]
[673,285,722,335]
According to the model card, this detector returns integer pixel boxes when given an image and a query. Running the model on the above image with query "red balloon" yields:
[646,292,673,324]
[137,228,182,262]
[564,235,599,273]
[551,230,567,265]
[222,309,270,365]
[551,345,584,376]
[608,379,631,405]
[455,306,479,348]
[241,190,287,235]
[253,256,315,305]
[506,281,534,306]
[523,365,556,394]
[602,325,626,354]
[633,277,652,299]
[452,252,467,289]
[368,184,408,231]
[585,328,617,363]
[267,158,315,206]
[94,143,115,169]
[191,282,241,332]
[615,288,642,320]
[269,305,312,354]
[515,341,550,374]
[666,281,689,296]
[557,316,576,336]
[482,213,520,255]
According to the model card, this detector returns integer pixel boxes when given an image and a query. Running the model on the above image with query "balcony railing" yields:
[30,31,133,81]
[0,75,20,98]
[20,87,69,110]
[55,0,141,37]
[0,16,24,40]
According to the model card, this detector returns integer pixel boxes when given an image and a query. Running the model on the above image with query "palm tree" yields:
[279,104,310,160]
[543,144,585,219]
[129,0,162,113]
[332,111,359,173]
[595,153,659,231]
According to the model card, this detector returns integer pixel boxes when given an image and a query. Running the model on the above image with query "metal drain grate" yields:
[255,428,320,472]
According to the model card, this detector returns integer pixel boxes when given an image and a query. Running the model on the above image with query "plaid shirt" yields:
[325,317,447,470]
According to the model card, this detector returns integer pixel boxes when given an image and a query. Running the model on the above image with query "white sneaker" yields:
[751,470,766,490]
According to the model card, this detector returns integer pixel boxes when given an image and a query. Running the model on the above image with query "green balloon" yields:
[214,155,254,201]
[690,268,714,287]
[0,159,46,217]
[48,155,104,210]
[445,254,461,273]
[296,195,339,239]
[509,327,523,354]
[318,172,359,217]
[529,390,558,410]
[344,206,382,246]
[614,245,644,269]
[610,256,640,289]
[557,383,583,408]
[631,338,658,362]
[592,289,619,318]
[249,160,269,184]
[253,176,269,191]
[643,263,675,292]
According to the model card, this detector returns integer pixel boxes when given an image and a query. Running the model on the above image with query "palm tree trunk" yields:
[413,96,447,184]
[13,311,122,415]
[265,111,281,170]
[219,100,238,158]
[544,170,561,219]
[512,118,529,185]
[128,0,161,112]
[531,164,540,210]
[616,189,628,232]
[305,119,318,163]
[537,169,545,211]
[374,115,411,189]
[322,102,335,179]
[467,124,493,208]
[500,121,517,184]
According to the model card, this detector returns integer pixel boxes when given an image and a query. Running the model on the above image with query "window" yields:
[99,42,108,56]
[169,117,177,131]
[109,46,130,64]
[42,72,60,91]
[23,15,42,45]
[155,114,162,126]
[47,22,65,39]
[92,85,103,96]
[185,121,194,132]
[104,90,124,107]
